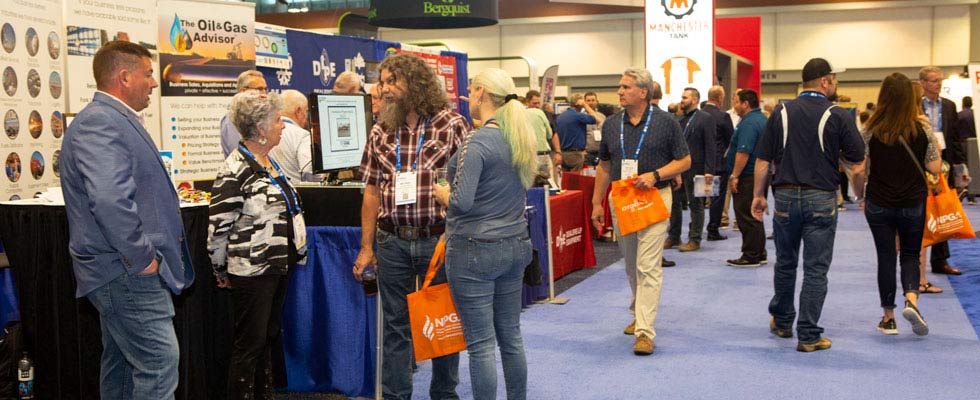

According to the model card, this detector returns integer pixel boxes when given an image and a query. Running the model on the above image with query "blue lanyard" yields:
[681,111,697,137]
[238,145,301,216]
[923,98,942,132]
[620,106,653,160]
[395,117,429,172]
[799,91,826,99]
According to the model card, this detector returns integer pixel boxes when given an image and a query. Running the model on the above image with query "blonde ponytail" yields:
[472,69,538,188]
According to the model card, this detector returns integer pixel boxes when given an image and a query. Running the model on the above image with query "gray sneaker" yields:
[902,301,929,336]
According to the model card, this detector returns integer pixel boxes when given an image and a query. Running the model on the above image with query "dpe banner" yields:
[645,0,714,109]
[158,0,254,182]
[65,0,160,145]
[285,30,373,95]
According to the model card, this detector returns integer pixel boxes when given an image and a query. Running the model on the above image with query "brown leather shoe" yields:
[932,264,962,275]
[633,334,654,355]
[663,237,679,249]
[770,317,792,338]
[623,320,635,335]
[796,337,832,352]
[678,241,700,252]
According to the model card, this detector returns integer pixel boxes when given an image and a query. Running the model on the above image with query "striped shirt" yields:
[208,149,307,277]
[359,109,469,227]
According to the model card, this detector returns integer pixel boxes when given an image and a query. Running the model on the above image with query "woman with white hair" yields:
[433,68,537,399]
[208,90,306,399]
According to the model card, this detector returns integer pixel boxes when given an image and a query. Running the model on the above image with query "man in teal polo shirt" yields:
[726,89,766,267]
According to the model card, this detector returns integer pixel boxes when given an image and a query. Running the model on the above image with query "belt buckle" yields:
[397,226,418,240]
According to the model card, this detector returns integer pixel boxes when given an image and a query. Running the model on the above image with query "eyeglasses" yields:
[246,85,268,93]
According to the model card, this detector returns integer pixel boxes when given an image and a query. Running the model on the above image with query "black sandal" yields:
[919,282,943,294]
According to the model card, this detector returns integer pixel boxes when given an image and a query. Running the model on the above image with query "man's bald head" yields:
[280,89,309,129]
[333,71,362,94]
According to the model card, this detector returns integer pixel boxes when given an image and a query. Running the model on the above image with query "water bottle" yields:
[18,352,33,399]
[362,265,378,296]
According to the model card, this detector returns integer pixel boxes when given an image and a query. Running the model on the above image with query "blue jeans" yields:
[376,230,459,400]
[864,200,924,309]
[768,188,838,344]
[86,271,179,399]
[446,235,532,400]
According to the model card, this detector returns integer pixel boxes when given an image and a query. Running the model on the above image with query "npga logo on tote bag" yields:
[922,175,976,247]
[609,177,670,236]
[408,240,467,361]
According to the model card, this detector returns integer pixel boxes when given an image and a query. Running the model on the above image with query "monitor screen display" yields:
[309,93,372,174]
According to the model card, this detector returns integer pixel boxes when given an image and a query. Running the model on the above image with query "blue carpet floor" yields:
[408,204,980,399]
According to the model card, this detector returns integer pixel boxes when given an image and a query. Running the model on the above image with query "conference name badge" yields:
[292,214,307,250]
[621,159,638,179]
[395,171,418,206]
[933,130,947,151]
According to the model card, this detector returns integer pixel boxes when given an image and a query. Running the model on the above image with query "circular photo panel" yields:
[28,110,42,139]
[52,149,60,178]
[47,31,60,60]
[5,152,21,182]
[27,69,40,98]
[25,27,38,57]
[3,67,17,96]
[4,109,18,140]
[50,111,63,138]
[1,23,14,54]
[30,151,43,179]
[49,71,61,99]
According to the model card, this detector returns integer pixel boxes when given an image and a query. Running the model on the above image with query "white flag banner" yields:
[645,0,714,109]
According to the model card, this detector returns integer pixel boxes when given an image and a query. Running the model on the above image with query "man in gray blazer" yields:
[60,41,194,399]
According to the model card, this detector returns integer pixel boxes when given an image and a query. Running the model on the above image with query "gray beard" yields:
[381,97,409,132]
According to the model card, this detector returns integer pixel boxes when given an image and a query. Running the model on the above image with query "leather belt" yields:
[563,148,585,152]
[537,151,552,155]
[773,184,822,191]
[377,221,445,240]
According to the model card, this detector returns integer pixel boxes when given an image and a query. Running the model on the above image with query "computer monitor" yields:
[309,93,372,179]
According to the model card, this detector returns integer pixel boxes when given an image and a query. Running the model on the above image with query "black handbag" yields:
[524,249,543,286]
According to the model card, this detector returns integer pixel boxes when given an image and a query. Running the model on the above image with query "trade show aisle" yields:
[412,205,980,399]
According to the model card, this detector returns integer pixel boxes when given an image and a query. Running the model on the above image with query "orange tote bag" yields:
[609,177,670,236]
[922,175,976,247]
[407,240,467,362]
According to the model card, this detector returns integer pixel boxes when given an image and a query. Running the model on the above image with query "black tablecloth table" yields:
[0,204,231,400]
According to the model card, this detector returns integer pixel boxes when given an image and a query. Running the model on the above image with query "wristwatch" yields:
[653,169,662,182]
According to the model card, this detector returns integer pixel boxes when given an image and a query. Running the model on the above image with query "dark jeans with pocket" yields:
[864,200,924,309]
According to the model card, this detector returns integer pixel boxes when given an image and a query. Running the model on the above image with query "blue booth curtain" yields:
[524,188,550,306]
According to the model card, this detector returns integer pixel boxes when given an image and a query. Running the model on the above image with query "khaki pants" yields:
[611,188,672,340]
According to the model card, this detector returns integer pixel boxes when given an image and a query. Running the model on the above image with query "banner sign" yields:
[540,65,559,108]
[255,23,288,70]
[0,0,66,201]
[158,0,254,182]
[645,0,714,109]
[969,64,980,161]
[285,29,373,95]
[65,0,160,145]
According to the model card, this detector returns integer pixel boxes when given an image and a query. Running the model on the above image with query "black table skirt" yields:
[0,204,232,400]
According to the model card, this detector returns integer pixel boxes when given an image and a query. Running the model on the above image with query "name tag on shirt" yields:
[395,171,418,206]
[292,214,307,250]
[933,131,947,151]
[593,127,602,142]
[621,159,638,179]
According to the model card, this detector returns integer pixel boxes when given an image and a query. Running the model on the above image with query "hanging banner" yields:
[65,0,160,145]
[285,30,373,95]
[969,64,980,162]
[0,0,65,201]
[256,23,291,94]
[158,0,254,182]
[540,65,559,108]
[645,0,714,109]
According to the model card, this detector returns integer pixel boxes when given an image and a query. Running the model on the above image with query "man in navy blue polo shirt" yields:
[592,68,690,356]
[751,58,865,353]
[557,93,600,171]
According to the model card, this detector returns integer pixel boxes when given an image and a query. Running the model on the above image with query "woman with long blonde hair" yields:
[862,73,942,336]
[434,68,537,399]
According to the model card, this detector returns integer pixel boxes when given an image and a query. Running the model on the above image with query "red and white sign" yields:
[645,0,714,109]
